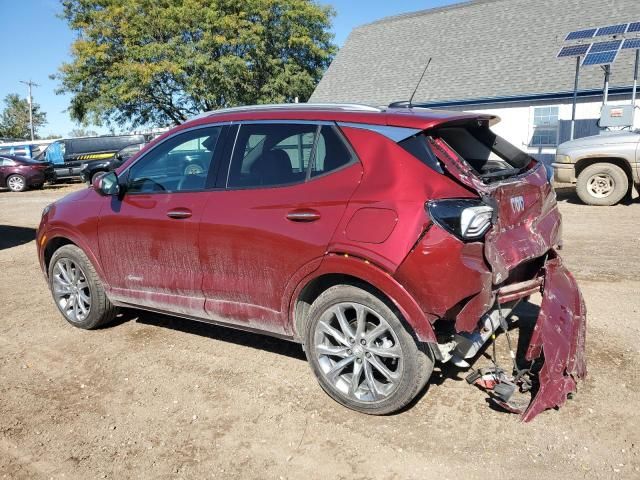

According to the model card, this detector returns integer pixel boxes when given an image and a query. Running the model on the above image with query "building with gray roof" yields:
[311,0,640,160]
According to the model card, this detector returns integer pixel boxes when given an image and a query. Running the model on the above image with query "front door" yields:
[199,122,362,334]
[98,125,225,316]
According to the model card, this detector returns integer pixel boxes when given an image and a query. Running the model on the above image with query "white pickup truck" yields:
[553,131,640,206]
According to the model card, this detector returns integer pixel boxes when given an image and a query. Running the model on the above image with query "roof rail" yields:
[186,103,383,122]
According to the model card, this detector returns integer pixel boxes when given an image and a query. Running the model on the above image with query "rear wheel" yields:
[303,285,434,415]
[576,163,628,206]
[48,244,118,329]
[7,174,27,192]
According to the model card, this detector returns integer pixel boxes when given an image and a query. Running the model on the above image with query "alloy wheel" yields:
[184,164,204,175]
[7,175,25,191]
[52,258,91,323]
[313,302,404,402]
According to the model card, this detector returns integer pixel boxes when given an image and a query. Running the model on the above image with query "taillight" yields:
[427,199,494,241]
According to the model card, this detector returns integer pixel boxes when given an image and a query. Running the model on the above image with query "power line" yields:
[19,80,40,141]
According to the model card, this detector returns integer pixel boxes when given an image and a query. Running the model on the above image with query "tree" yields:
[68,128,98,137]
[0,94,47,139]
[55,0,337,128]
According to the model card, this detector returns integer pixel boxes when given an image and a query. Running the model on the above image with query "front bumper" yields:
[551,162,576,184]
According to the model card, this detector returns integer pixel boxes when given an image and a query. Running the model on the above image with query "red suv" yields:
[37,104,586,420]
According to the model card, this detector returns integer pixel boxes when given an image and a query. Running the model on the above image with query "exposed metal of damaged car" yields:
[36,103,586,421]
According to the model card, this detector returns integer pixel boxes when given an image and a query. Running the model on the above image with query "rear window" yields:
[430,125,534,181]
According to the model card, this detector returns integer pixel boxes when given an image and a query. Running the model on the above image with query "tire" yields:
[48,244,118,329]
[576,163,628,206]
[7,174,27,192]
[303,285,434,415]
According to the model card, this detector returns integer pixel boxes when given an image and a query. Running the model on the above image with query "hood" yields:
[58,187,92,203]
[558,131,640,151]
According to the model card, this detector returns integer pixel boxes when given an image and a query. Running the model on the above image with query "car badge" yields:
[510,195,525,213]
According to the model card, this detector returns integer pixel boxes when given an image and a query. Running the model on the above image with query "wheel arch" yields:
[43,236,76,273]
[289,255,437,344]
[41,230,108,287]
[575,157,633,185]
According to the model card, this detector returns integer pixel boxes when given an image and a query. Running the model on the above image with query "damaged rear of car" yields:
[393,115,586,421]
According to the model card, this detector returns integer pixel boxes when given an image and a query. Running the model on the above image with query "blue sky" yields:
[0,0,460,137]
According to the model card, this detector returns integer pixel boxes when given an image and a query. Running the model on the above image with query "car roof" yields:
[0,154,36,162]
[180,103,496,131]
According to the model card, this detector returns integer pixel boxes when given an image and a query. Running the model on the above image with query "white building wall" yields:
[451,95,640,160]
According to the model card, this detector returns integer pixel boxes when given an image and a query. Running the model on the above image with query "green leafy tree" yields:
[55,0,337,128]
[0,94,48,139]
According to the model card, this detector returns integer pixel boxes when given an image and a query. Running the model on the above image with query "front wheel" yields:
[303,285,434,415]
[48,244,118,329]
[576,163,628,206]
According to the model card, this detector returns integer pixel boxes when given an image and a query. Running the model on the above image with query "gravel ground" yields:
[1,183,639,479]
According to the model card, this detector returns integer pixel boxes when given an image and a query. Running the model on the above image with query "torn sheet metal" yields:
[522,254,587,422]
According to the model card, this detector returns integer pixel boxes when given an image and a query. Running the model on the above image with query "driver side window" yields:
[128,126,222,194]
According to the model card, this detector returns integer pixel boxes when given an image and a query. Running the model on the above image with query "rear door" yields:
[98,125,226,316]
[199,122,362,335]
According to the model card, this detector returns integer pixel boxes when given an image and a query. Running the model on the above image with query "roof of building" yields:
[310,0,640,106]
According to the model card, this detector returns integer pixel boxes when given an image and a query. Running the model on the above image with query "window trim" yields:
[121,123,230,196]
[222,120,359,191]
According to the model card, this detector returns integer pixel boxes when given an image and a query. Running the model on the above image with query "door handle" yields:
[167,209,192,219]
[286,209,321,222]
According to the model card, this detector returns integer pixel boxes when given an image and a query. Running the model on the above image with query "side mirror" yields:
[94,171,121,196]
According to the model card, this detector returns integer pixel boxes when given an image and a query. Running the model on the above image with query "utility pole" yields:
[19,80,40,141]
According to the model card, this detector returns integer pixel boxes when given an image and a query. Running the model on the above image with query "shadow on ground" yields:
[0,225,36,250]
[112,308,306,361]
[104,300,544,411]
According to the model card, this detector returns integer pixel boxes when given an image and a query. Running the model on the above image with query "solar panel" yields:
[565,28,597,41]
[622,38,640,49]
[583,51,619,66]
[589,40,622,53]
[627,22,640,33]
[595,24,628,36]
[557,44,591,57]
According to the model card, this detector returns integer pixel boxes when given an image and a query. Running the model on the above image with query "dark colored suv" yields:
[37,134,147,181]
[37,104,586,421]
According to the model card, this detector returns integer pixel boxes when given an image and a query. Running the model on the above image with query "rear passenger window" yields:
[227,124,316,188]
[227,123,355,188]
[310,126,354,178]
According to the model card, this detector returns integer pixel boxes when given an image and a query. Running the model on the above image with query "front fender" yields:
[39,226,109,289]
[288,253,437,343]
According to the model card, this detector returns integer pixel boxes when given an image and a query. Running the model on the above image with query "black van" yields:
[37,135,148,180]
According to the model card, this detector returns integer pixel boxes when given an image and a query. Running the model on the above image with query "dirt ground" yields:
[1,182,638,480]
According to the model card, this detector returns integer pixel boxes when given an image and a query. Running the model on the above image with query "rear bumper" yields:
[457,251,586,421]
[521,253,587,421]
